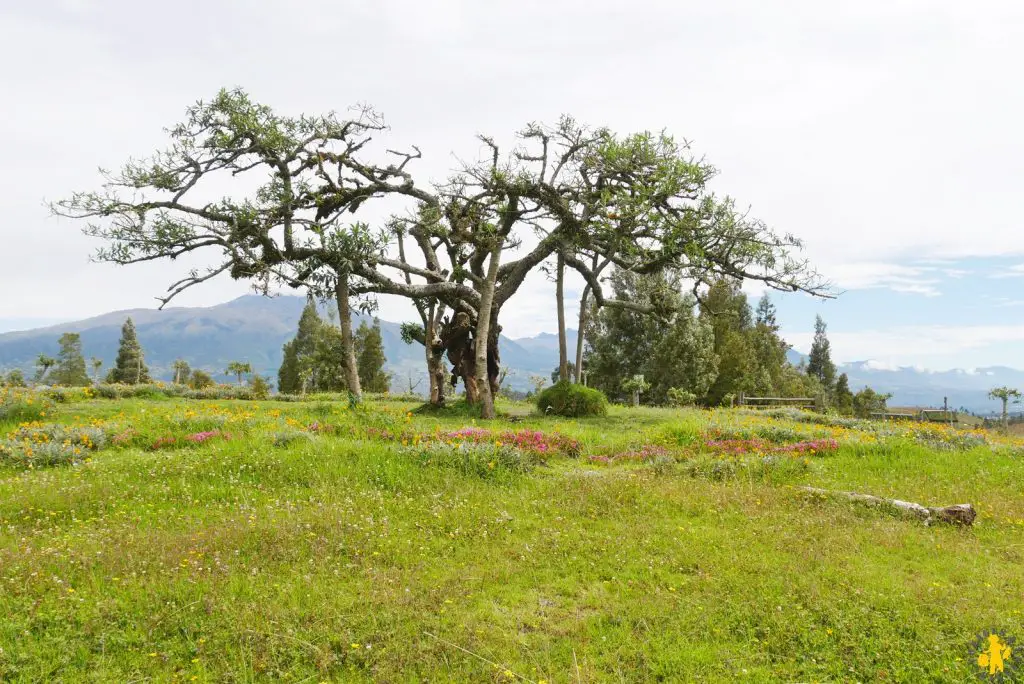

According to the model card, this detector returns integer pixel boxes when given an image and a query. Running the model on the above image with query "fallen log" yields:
[800,486,976,526]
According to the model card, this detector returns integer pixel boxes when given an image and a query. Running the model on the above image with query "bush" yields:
[188,369,215,389]
[666,388,697,407]
[404,442,537,478]
[183,385,254,401]
[249,375,271,400]
[3,370,27,388]
[0,423,107,467]
[0,388,53,423]
[536,382,608,417]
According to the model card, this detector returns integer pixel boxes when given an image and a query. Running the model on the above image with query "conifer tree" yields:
[277,297,349,394]
[755,293,778,329]
[586,269,718,404]
[277,340,300,394]
[701,278,757,405]
[751,294,789,395]
[806,315,836,390]
[106,317,150,384]
[51,332,92,386]
[834,372,854,414]
[355,318,391,393]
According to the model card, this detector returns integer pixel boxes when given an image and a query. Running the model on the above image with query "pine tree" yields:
[355,318,391,393]
[106,317,151,384]
[51,333,92,386]
[750,294,789,395]
[834,372,854,414]
[277,340,300,394]
[701,278,757,405]
[293,297,323,390]
[806,315,836,389]
[278,297,331,394]
[755,293,778,330]
[312,324,348,392]
[586,268,718,404]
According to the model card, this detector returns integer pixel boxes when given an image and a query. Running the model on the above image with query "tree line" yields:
[53,87,830,418]
[579,271,892,416]
[0,317,266,391]
[277,297,390,395]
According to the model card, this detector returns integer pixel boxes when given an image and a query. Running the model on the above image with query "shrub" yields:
[182,385,254,401]
[0,423,106,467]
[3,370,27,387]
[0,388,53,423]
[249,375,271,400]
[666,388,697,407]
[406,442,536,478]
[271,430,312,448]
[188,369,215,389]
[536,382,608,417]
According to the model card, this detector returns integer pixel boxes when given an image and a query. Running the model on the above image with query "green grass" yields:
[0,398,1021,681]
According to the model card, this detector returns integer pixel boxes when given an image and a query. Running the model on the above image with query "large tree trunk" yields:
[574,283,591,384]
[425,314,446,407]
[474,245,502,419]
[441,311,476,404]
[335,273,362,400]
[556,253,569,383]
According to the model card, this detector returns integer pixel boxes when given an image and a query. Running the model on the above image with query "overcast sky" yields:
[2,0,1022,369]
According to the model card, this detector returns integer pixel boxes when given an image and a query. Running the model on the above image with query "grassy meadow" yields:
[0,387,1022,682]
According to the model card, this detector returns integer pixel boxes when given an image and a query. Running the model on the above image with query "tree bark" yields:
[335,273,362,399]
[556,252,569,383]
[474,244,502,419]
[425,315,446,407]
[574,283,591,384]
[801,487,976,526]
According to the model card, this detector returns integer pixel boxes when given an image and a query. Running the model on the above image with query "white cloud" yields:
[822,262,943,297]
[989,264,1024,279]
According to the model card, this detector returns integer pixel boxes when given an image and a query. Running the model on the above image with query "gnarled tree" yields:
[54,88,829,419]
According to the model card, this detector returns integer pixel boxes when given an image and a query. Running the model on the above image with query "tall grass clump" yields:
[536,381,608,417]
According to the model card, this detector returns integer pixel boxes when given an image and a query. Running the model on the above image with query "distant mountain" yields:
[513,330,578,353]
[838,361,1017,415]
[784,348,1005,414]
